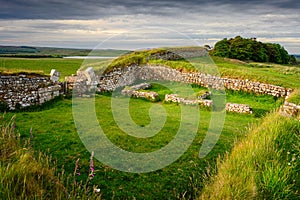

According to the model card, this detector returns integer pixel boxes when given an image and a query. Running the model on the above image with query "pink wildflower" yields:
[89,151,95,179]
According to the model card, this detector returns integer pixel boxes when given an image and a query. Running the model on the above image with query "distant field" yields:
[0,57,85,80]
[0,45,129,57]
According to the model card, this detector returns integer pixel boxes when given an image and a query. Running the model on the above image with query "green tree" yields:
[212,36,291,64]
[212,38,230,57]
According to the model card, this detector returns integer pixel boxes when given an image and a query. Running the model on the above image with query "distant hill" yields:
[0,45,129,58]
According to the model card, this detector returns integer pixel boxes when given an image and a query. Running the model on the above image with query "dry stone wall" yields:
[122,89,159,102]
[165,94,252,114]
[165,94,213,107]
[225,103,253,114]
[0,74,61,110]
[97,65,292,98]
[280,101,300,120]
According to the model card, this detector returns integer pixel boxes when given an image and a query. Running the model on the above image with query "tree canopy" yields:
[212,36,296,64]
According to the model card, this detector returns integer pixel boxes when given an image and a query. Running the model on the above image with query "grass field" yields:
[0,57,84,79]
[1,48,299,199]
[4,81,283,199]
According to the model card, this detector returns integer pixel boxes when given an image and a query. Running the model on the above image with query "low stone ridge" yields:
[165,94,213,107]
[130,82,152,90]
[198,91,211,99]
[122,89,160,102]
[149,47,207,61]
[280,101,300,120]
[0,72,61,110]
[226,103,253,114]
[121,83,159,102]
[96,65,292,98]
[165,94,252,114]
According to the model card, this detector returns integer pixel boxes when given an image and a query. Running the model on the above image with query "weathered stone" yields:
[0,74,61,110]
[50,69,60,82]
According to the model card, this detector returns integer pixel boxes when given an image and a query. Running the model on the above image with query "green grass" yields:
[211,56,300,89]
[0,57,84,80]
[148,83,283,117]
[6,81,284,199]
[287,88,300,105]
[0,115,101,200]
[200,112,300,199]
[1,46,298,199]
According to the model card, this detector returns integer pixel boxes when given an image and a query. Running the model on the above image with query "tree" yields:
[212,36,291,64]
[212,38,230,57]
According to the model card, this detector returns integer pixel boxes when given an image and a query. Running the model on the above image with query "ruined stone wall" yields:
[280,101,300,120]
[97,65,292,97]
[225,103,253,114]
[165,94,252,114]
[0,74,61,110]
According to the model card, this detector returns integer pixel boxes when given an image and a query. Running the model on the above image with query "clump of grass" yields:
[287,88,300,105]
[0,69,46,76]
[0,114,101,200]
[199,111,299,199]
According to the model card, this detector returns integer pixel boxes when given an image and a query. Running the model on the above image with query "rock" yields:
[50,69,60,82]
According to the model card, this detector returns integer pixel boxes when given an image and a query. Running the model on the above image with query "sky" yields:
[0,0,299,53]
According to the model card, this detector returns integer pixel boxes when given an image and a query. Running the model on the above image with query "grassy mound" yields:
[107,47,300,89]
[200,112,300,199]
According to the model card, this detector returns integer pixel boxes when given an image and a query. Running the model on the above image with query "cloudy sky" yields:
[0,0,299,53]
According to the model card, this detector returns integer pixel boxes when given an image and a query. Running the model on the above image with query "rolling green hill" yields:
[0,45,129,58]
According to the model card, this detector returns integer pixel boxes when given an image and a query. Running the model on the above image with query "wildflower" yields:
[74,158,80,176]
[94,188,101,193]
[89,151,95,179]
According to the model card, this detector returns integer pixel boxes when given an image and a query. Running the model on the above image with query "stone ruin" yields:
[65,67,98,97]
[0,69,62,110]
[121,83,160,102]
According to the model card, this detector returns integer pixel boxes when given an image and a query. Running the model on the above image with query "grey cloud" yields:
[0,0,299,19]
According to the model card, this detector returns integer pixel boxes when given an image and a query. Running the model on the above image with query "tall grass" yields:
[0,114,101,200]
[200,111,300,199]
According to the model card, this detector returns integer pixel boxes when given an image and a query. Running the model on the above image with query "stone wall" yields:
[280,101,300,120]
[0,74,61,110]
[165,94,213,107]
[121,89,160,102]
[97,65,292,98]
[165,94,252,114]
[226,103,253,114]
